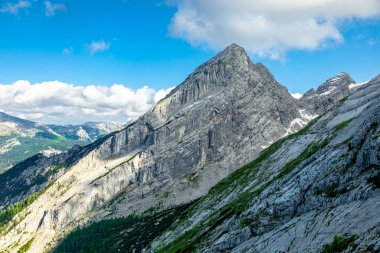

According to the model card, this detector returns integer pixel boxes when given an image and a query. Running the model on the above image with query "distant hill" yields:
[0,112,122,173]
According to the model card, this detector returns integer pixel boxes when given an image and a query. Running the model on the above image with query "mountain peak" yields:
[316,72,355,94]
[190,43,253,79]
[222,43,246,54]
[215,43,250,63]
[300,72,357,114]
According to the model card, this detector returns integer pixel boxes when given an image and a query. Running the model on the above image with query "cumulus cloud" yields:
[87,40,111,55]
[45,1,66,16]
[0,81,174,125]
[0,0,31,15]
[169,0,380,58]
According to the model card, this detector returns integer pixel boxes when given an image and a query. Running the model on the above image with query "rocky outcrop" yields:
[0,44,364,252]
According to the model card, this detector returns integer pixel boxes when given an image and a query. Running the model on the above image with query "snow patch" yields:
[284,110,318,136]
[319,87,336,96]
[349,80,369,90]
[299,110,318,121]
[41,148,62,157]
[291,93,303,99]
[330,76,341,82]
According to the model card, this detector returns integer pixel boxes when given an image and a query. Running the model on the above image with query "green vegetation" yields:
[0,192,41,231]
[332,119,353,136]
[278,138,329,179]
[44,163,68,179]
[338,96,349,104]
[239,210,269,228]
[321,234,358,253]
[54,203,192,253]
[239,216,259,228]
[0,134,85,175]
[185,171,200,185]
[17,238,34,253]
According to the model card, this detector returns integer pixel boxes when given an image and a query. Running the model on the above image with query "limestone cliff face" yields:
[147,74,380,253]
[0,44,354,252]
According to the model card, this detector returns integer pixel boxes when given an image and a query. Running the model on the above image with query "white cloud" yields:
[45,1,66,16]
[169,0,380,58]
[87,40,111,55]
[0,80,173,125]
[0,0,31,15]
[154,87,175,103]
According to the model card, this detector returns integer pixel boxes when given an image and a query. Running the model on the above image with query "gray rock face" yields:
[147,74,380,253]
[0,44,360,252]
[300,72,357,114]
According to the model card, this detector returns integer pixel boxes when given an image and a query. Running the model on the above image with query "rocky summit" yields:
[0,44,376,253]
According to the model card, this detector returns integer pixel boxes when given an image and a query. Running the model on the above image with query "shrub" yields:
[321,234,358,253]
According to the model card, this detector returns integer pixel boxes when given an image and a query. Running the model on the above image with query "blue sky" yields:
[0,0,379,124]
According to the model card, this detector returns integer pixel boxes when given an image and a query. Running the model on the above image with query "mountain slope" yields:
[145,74,380,253]
[0,112,121,174]
[0,112,85,173]
[54,74,380,253]
[0,44,362,252]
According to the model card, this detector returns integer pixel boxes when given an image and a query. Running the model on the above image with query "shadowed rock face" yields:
[0,44,359,252]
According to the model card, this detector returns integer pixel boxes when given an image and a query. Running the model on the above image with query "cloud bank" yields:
[0,81,174,125]
[169,0,380,58]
